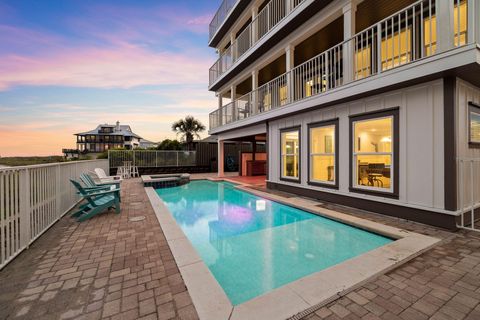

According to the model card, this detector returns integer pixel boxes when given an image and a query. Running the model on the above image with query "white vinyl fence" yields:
[458,158,480,232]
[0,160,108,270]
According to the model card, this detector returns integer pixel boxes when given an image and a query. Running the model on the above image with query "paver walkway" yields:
[295,202,480,320]
[0,178,198,320]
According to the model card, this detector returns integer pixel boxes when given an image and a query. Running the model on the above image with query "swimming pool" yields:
[155,180,392,306]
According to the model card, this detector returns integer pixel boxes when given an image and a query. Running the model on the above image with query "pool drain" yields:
[129,216,146,222]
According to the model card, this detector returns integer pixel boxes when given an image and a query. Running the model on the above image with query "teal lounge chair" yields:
[82,172,120,188]
[70,179,121,222]
[80,173,121,202]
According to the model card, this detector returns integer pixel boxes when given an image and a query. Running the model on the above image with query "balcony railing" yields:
[210,0,239,41]
[209,0,306,86]
[210,0,470,130]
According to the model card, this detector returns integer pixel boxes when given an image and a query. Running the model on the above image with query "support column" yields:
[251,69,259,115]
[218,139,224,177]
[467,0,480,44]
[218,93,223,126]
[436,0,454,53]
[285,45,295,103]
[342,1,357,83]
[231,85,237,121]
[285,0,292,14]
[251,6,259,43]
[230,33,236,60]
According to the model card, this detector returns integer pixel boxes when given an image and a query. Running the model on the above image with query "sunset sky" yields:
[0,0,219,156]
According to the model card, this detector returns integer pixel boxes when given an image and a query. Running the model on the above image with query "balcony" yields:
[209,0,241,42]
[210,0,473,131]
[209,0,306,86]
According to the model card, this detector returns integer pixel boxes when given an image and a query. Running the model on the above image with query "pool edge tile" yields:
[180,261,233,320]
[230,285,310,320]
[168,237,203,268]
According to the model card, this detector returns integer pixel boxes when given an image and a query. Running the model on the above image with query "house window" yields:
[381,27,412,71]
[469,102,480,146]
[424,0,467,56]
[351,110,398,195]
[281,128,300,181]
[309,120,338,187]
[355,45,372,80]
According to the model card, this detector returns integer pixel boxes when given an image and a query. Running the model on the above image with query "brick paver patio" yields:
[1,177,480,320]
[295,203,480,320]
[0,179,198,320]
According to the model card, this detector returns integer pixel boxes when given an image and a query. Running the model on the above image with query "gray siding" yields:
[268,79,445,211]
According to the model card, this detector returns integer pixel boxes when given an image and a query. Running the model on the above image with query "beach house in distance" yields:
[208,0,480,229]
[63,121,157,158]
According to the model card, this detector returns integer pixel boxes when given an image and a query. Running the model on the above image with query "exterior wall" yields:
[268,79,446,212]
[456,78,480,209]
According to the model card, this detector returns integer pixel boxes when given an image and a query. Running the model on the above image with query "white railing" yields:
[0,160,108,270]
[235,92,253,120]
[234,24,253,58]
[209,0,306,86]
[209,0,239,41]
[108,150,196,168]
[210,0,471,130]
[458,158,480,232]
[292,42,344,102]
[255,73,288,114]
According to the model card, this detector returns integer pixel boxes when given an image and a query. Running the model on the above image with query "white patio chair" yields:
[95,168,123,181]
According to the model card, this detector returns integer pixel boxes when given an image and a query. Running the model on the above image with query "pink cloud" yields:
[0,43,213,90]
[187,14,214,26]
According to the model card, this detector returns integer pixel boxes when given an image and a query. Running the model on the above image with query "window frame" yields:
[468,102,480,148]
[307,119,339,189]
[349,108,399,199]
[280,126,301,183]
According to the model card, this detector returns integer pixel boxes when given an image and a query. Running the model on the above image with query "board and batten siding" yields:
[268,79,445,211]
[456,79,480,210]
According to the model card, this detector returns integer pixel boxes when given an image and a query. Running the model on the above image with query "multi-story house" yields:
[63,121,143,158]
[208,0,480,229]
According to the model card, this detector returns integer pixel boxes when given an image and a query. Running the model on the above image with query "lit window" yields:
[280,85,288,105]
[305,76,328,97]
[352,115,394,192]
[355,45,371,79]
[454,0,467,46]
[469,103,480,145]
[424,0,467,56]
[281,129,300,180]
[309,123,336,185]
[381,28,411,71]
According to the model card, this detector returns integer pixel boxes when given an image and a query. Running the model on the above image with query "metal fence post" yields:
[176,152,179,167]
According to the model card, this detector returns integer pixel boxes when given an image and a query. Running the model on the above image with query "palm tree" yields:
[171,116,206,150]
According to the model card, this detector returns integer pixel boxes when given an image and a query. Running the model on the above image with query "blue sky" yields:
[0,0,219,156]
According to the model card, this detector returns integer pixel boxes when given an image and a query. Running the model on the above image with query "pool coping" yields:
[145,180,441,320]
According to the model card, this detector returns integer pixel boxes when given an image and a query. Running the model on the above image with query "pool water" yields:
[156,180,392,305]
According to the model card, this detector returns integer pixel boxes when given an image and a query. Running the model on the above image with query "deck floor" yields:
[1,175,480,320]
